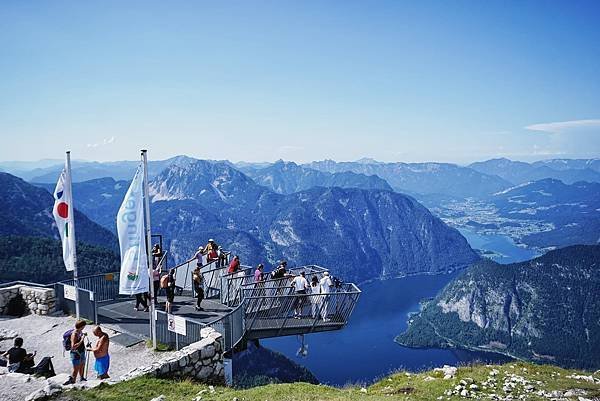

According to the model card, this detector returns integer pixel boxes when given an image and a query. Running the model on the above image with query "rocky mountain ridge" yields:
[397,245,600,369]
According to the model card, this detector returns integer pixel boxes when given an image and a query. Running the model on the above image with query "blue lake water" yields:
[457,228,540,264]
[264,274,510,385]
[264,230,529,385]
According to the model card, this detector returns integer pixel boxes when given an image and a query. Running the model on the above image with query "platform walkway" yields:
[56,255,361,352]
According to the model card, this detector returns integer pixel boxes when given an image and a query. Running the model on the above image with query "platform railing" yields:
[156,309,208,350]
[241,283,361,337]
[60,252,168,303]
[219,265,253,306]
[172,252,231,297]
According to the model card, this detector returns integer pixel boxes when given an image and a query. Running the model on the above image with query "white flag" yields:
[53,167,75,271]
[117,165,149,295]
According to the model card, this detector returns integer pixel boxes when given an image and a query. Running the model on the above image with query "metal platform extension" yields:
[56,255,361,352]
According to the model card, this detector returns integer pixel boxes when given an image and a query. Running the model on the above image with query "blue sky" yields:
[1,1,599,163]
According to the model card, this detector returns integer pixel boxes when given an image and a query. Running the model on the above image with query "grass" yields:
[60,361,600,401]
[145,340,172,352]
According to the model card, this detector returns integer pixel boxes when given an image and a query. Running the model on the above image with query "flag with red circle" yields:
[53,168,75,271]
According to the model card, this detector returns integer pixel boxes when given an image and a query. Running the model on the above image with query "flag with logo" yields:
[53,167,75,271]
[117,165,149,295]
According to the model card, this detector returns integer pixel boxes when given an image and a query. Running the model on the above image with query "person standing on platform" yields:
[291,271,309,319]
[165,269,176,313]
[319,272,333,322]
[228,255,241,274]
[192,265,204,311]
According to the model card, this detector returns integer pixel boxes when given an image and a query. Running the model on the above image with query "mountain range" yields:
[2,156,481,283]
[146,160,479,281]
[240,160,393,194]
[469,158,600,186]
[396,244,600,369]
[0,172,116,248]
[304,159,511,198]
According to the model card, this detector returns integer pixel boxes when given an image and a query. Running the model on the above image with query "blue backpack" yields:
[62,329,74,351]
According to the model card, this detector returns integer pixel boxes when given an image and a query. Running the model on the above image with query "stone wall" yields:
[0,285,56,316]
[120,327,225,384]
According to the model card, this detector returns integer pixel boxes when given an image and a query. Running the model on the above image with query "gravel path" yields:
[0,314,174,401]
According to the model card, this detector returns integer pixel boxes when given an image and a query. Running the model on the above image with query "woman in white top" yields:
[319,272,333,321]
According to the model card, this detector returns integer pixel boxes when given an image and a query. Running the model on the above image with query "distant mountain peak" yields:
[355,157,382,164]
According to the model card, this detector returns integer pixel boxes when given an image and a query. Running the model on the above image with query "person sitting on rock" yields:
[0,337,35,373]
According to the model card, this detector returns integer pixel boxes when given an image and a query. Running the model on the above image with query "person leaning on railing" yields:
[193,246,204,267]
[217,246,228,267]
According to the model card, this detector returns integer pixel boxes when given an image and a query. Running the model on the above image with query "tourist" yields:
[254,264,264,283]
[272,260,288,296]
[192,264,204,311]
[253,264,265,296]
[204,238,218,254]
[291,271,309,319]
[309,275,321,318]
[165,269,176,314]
[64,320,88,384]
[134,292,149,312]
[206,239,219,264]
[271,260,287,279]
[152,244,163,305]
[0,337,35,373]
[88,326,110,379]
[319,272,333,322]
[193,246,204,267]
[152,243,163,267]
[228,255,241,274]
[217,246,228,267]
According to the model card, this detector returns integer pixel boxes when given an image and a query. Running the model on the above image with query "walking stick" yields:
[84,339,92,380]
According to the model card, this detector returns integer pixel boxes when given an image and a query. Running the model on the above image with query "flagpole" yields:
[141,149,157,350]
[66,151,80,320]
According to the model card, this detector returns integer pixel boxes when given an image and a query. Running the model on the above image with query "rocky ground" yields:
[0,314,175,401]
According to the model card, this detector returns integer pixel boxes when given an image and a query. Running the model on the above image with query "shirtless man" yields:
[88,326,110,379]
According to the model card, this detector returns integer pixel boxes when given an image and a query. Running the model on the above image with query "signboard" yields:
[63,284,76,301]
[167,314,187,336]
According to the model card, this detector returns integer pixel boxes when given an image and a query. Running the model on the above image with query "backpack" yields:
[34,357,55,378]
[62,329,74,351]
[160,274,169,289]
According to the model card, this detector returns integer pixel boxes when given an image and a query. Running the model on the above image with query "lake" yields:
[458,227,540,264]
[263,230,529,385]
[263,274,510,385]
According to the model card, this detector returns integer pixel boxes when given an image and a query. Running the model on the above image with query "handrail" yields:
[0,280,53,288]
[243,283,361,299]
[155,251,168,270]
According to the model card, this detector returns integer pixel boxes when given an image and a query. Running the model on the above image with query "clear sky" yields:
[1,1,599,164]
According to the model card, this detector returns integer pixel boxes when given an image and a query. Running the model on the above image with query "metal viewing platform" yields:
[55,252,361,353]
